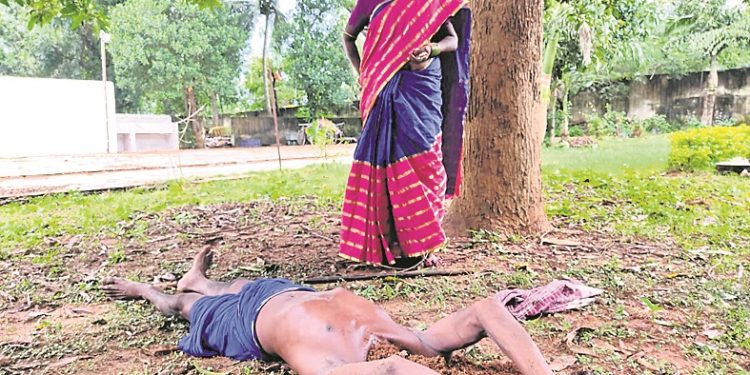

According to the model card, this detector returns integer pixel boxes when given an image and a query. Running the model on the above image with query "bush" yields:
[587,115,611,138]
[669,125,750,171]
[586,108,633,139]
[641,115,672,134]
[305,118,340,158]
[734,114,750,126]
[673,116,703,131]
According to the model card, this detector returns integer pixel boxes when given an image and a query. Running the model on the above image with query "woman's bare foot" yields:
[176,246,214,293]
[389,242,404,258]
[101,277,154,300]
[389,243,441,269]
[423,254,442,267]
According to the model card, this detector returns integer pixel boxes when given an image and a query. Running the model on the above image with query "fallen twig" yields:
[303,269,478,284]
[542,237,583,247]
[299,224,337,243]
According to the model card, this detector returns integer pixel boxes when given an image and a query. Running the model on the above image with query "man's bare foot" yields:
[101,277,152,300]
[177,246,214,292]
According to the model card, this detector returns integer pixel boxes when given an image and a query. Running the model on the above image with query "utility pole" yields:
[100,31,112,153]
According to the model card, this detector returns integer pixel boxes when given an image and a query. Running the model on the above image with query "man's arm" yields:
[383,297,554,375]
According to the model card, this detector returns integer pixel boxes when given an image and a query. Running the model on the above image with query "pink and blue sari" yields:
[340,0,472,265]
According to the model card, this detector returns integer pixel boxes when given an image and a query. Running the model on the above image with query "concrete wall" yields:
[116,114,178,152]
[572,67,750,123]
[226,114,362,146]
[0,76,116,158]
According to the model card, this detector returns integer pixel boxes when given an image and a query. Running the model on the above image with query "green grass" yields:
[0,163,349,251]
[542,136,750,253]
[1,135,749,374]
[2,135,747,257]
[545,171,750,252]
[542,136,670,174]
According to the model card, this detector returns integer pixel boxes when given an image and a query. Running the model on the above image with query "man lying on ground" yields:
[103,247,587,375]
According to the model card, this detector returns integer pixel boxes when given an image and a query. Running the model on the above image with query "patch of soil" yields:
[0,198,725,374]
[368,342,520,375]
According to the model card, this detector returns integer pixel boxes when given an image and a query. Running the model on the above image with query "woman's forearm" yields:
[433,21,458,55]
[434,35,458,55]
[343,37,361,75]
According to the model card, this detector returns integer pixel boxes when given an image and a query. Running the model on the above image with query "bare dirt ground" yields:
[0,198,745,374]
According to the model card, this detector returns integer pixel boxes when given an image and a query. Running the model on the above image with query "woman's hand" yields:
[409,44,432,63]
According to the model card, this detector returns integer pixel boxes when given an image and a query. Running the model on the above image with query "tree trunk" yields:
[261,13,273,115]
[701,54,718,126]
[560,84,570,140]
[444,0,550,236]
[185,86,205,149]
[211,93,220,128]
[548,95,557,143]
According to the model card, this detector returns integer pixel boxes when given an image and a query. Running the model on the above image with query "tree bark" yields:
[185,86,205,149]
[211,93,220,128]
[701,54,718,126]
[560,84,570,140]
[548,96,557,143]
[261,13,273,115]
[444,0,551,236]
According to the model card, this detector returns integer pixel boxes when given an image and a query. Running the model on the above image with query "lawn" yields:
[1,136,749,374]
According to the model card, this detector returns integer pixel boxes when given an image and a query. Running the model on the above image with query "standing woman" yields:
[339,0,472,266]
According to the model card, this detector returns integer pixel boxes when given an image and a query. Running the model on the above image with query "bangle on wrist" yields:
[430,43,441,57]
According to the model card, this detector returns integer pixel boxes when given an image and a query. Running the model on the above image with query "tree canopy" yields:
[0,3,102,79]
[108,0,252,114]
[0,0,219,30]
[274,0,356,118]
[243,56,305,112]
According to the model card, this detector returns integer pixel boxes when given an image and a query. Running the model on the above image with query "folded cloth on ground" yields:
[497,280,604,320]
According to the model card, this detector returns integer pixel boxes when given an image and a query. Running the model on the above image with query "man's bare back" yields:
[103,248,553,375]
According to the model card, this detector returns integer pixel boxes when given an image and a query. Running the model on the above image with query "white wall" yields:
[116,114,178,152]
[0,76,116,158]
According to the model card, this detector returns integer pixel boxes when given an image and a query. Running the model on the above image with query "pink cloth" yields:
[496,280,604,320]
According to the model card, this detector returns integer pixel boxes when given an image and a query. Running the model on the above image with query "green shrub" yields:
[669,125,750,171]
[569,125,584,137]
[586,108,633,139]
[587,115,611,138]
[641,115,672,134]
[603,109,632,137]
[734,114,750,126]
[673,116,703,131]
[305,118,340,158]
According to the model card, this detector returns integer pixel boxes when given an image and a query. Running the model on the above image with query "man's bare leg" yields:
[102,277,202,320]
[176,247,251,295]
[381,296,553,375]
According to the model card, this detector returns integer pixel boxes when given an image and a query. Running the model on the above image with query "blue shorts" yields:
[178,278,314,361]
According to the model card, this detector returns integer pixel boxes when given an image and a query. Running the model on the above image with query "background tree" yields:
[243,56,305,111]
[542,0,658,141]
[0,0,217,30]
[0,2,143,109]
[274,0,356,119]
[108,0,251,148]
[667,0,750,125]
[445,0,550,235]
[258,0,277,115]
